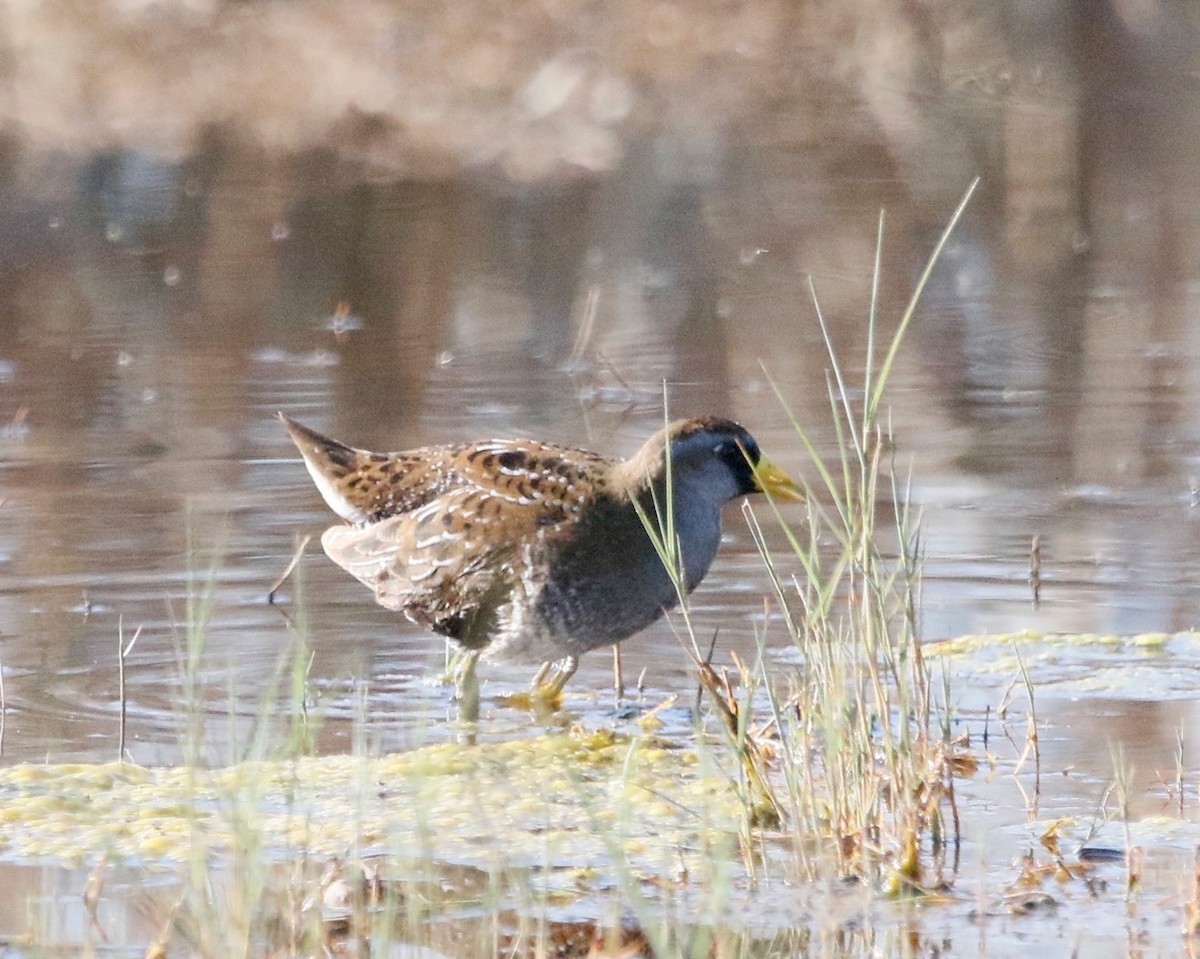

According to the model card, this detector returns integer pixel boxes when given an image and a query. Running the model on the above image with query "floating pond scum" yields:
[0,729,747,872]
[926,630,1200,697]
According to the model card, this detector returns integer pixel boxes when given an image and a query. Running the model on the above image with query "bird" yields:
[280,413,803,710]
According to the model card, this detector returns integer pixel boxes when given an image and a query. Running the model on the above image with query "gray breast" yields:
[529,490,725,656]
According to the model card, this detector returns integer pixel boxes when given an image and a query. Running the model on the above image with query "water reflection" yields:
[0,836,1189,959]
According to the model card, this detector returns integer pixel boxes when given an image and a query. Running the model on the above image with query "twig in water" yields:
[568,285,600,364]
[612,644,624,703]
[1009,643,1041,816]
[1178,725,1187,817]
[1028,535,1042,609]
[694,629,720,715]
[1127,844,1143,901]
[118,618,143,763]
[83,854,109,943]
[1185,846,1200,947]
[268,534,313,604]
[141,895,181,959]
[694,657,782,829]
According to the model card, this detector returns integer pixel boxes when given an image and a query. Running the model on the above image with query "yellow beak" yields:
[753,457,805,502]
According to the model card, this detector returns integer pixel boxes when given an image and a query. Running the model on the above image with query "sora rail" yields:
[281,414,803,704]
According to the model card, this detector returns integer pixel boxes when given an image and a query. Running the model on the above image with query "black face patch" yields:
[665,420,764,498]
[713,433,759,497]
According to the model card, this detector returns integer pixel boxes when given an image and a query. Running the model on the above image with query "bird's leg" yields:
[532,655,579,699]
[452,649,481,722]
[530,660,554,689]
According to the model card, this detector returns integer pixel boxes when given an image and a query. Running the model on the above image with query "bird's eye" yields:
[713,440,743,463]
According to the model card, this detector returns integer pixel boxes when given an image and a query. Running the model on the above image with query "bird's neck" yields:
[634,476,724,592]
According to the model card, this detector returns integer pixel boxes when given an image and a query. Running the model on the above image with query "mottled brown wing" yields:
[321,496,520,643]
[321,439,612,642]
[334,449,458,523]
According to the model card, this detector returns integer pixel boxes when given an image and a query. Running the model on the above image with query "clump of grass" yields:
[627,181,980,894]
[746,180,980,891]
[144,535,334,958]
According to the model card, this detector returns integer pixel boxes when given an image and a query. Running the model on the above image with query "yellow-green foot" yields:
[530,655,579,703]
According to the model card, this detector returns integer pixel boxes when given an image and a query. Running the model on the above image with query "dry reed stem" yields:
[694,657,782,829]
[267,533,313,604]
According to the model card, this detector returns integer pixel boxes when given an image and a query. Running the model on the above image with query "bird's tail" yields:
[278,413,376,523]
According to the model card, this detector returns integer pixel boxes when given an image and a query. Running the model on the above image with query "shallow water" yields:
[3,1,1200,954]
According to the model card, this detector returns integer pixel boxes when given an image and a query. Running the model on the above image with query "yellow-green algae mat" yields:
[0,729,746,875]
[924,630,1200,697]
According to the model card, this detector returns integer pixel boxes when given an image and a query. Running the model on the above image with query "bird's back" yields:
[281,414,625,655]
